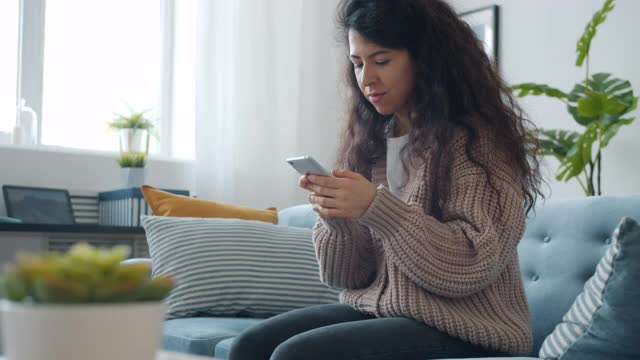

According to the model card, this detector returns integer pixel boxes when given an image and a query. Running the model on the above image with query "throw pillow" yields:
[141,215,340,319]
[141,185,278,224]
[539,217,640,360]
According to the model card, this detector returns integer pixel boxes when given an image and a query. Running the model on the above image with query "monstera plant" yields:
[512,0,638,196]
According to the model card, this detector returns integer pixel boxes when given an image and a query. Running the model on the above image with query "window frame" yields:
[18,0,176,157]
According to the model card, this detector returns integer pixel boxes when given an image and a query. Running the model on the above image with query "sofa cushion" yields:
[518,194,640,355]
[214,337,234,359]
[162,317,261,356]
[142,185,278,224]
[538,217,640,360]
[142,215,340,319]
[277,204,318,228]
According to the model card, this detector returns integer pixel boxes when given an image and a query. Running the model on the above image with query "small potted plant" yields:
[0,243,173,360]
[118,152,147,188]
[108,108,155,156]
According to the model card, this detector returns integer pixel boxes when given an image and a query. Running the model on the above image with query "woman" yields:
[229,0,544,359]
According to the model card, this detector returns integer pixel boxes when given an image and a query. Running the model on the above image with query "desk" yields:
[0,223,147,266]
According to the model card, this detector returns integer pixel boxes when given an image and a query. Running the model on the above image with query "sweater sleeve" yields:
[358,152,526,299]
[312,216,377,290]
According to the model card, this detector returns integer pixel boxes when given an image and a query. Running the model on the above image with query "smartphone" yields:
[286,155,331,177]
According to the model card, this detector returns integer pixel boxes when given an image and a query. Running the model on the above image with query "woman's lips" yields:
[368,93,386,104]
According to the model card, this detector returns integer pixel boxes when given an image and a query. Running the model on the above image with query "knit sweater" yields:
[312,130,533,355]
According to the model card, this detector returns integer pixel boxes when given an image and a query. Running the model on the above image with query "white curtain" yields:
[195,0,344,209]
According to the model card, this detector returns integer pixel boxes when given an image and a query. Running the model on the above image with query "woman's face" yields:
[348,30,415,117]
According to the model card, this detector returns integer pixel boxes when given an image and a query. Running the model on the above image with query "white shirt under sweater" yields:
[386,131,410,196]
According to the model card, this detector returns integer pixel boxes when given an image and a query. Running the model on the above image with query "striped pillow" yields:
[141,215,340,319]
[539,217,640,360]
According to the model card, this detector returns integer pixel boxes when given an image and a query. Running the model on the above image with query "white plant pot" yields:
[121,167,146,188]
[119,128,149,155]
[0,300,166,360]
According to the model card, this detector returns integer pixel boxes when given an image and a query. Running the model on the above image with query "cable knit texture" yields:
[312,130,533,355]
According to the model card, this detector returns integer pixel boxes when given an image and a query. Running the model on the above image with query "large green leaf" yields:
[537,129,580,161]
[586,73,631,96]
[602,117,635,148]
[556,123,598,182]
[568,73,636,125]
[577,91,607,117]
[576,0,616,66]
[587,73,612,90]
[604,97,628,115]
[511,83,569,100]
[568,105,598,126]
[576,90,626,117]
[568,83,587,102]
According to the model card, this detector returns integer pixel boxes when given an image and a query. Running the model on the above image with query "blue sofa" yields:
[145,195,640,359]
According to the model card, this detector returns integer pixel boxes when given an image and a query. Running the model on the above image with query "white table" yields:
[157,350,221,359]
[0,351,219,360]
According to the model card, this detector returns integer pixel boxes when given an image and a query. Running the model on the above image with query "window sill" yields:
[0,143,194,163]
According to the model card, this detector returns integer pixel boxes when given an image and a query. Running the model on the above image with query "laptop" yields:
[2,185,75,225]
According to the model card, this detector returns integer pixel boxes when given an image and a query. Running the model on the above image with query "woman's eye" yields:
[376,60,390,66]
[353,63,363,69]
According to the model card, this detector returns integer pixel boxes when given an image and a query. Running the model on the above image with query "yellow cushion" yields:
[141,185,278,224]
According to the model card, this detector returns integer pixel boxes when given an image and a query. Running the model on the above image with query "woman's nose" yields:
[361,64,378,87]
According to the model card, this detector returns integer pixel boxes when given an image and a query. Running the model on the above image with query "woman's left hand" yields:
[306,169,378,218]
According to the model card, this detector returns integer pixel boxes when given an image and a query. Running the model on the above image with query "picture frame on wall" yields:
[459,5,500,66]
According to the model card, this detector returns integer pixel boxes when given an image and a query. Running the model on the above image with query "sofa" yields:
[135,194,640,359]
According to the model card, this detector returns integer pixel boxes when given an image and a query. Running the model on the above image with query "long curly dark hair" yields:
[335,0,545,215]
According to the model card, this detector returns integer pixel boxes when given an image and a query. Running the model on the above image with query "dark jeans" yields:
[228,303,503,360]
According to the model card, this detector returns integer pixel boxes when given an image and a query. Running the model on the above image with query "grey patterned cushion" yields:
[141,216,340,318]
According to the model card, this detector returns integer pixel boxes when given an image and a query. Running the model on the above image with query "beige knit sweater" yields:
[312,130,533,355]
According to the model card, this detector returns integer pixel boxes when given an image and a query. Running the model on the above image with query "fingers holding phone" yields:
[288,155,331,193]
[298,174,313,192]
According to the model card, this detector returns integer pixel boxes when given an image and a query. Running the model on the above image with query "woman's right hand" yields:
[298,174,313,192]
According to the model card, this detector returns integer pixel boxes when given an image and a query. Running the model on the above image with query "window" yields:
[0,0,19,135]
[41,0,162,153]
[12,0,196,159]
[172,0,197,160]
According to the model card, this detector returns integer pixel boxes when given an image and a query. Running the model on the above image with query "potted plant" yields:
[118,152,147,188]
[108,108,155,156]
[0,243,174,360]
[512,0,638,196]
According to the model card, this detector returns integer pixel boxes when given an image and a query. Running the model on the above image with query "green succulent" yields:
[108,109,154,130]
[511,0,637,196]
[117,153,147,168]
[0,243,174,304]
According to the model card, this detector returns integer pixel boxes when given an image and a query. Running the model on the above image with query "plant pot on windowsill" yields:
[108,109,154,156]
[119,128,150,155]
[118,153,147,188]
[0,243,174,360]
[121,167,146,188]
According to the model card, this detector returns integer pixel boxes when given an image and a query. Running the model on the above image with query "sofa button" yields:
[531,275,539,282]
[543,236,551,243]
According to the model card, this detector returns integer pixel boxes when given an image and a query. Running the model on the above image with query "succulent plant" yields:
[0,243,173,303]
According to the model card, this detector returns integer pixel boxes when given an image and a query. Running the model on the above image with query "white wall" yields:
[3,0,638,215]
[0,145,195,217]
[449,0,640,198]
[283,0,640,205]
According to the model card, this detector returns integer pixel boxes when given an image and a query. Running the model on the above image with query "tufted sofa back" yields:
[518,194,640,355]
[278,195,640,356]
